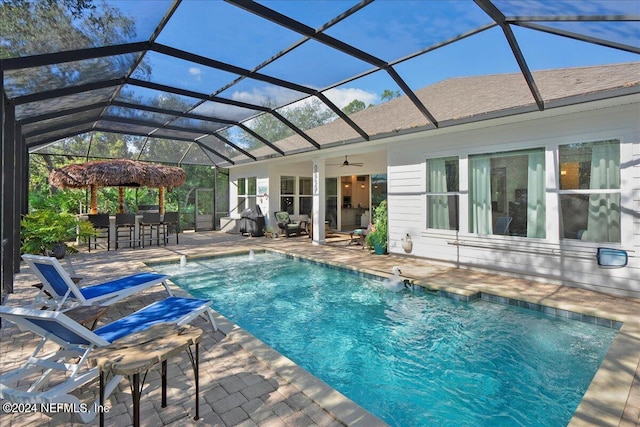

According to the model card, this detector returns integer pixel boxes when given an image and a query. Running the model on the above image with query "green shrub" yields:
[365,200,388,250]
[21,209,94,256]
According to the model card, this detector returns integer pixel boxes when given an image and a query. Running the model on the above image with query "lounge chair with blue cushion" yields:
[22,254,172,310]
[0,296,216,423]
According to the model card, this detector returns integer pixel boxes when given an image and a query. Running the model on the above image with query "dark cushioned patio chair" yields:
[274,211,302,237]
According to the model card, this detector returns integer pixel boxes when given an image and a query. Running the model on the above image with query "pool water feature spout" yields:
[383,266,404,292]
[180,255,187,268]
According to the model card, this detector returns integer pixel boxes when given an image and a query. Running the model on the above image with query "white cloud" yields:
[192,102,254,122]
[227,85,377,112]
[230,85,304,107]
[323,87,377,109]
[194,85,379,122]
[188,67,202,81]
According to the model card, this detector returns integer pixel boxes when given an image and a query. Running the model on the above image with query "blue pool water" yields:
[151,252,617,427]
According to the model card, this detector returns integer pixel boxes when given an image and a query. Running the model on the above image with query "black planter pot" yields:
[47,243,67,259]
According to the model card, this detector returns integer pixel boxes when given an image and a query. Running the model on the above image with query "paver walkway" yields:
[1,230,638,426]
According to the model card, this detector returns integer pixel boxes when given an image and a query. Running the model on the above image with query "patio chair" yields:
[22,254,172,311]
[88,213,111,251]
[139,212,165,248]
[31,256,83,298]
[349,228,368,249]
[494,216,513,235]
[0,296,216,423]
[274,211,302,237]
[115,213,137,249]
[296,214,310,236]
[161,211,180,245]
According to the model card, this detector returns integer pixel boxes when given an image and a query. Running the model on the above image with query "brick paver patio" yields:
[1,230,638,426]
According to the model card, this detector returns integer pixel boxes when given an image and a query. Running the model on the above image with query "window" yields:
[280,176,295,214]
[237,178,246,212]
[299,177,312,216]
[279,176,314,216]
[326,177,337,229]
[559,140,620,243]
[247,177,257,209]
[469,149,545,238]
[236,177,256,213]
[370,174,387,210]
[427,157,459,230]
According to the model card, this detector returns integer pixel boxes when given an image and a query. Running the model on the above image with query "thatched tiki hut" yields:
[49,159,186,214]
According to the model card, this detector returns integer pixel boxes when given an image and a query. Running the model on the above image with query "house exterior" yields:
[228,63,640,298]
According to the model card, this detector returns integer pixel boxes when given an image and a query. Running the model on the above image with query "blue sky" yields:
[119,0,639,110]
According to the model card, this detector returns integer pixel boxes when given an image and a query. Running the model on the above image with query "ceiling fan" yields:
[331,155,363,167]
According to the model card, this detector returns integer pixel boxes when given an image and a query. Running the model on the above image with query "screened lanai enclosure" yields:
[1,0,638,293]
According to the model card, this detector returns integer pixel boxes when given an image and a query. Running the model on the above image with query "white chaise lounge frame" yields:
[22,254,173,310]
[0,296,217,423]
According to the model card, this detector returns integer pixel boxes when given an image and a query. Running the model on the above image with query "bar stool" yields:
[139,212,164,248]
[161,211,179,245]
[88,214,110,252]
[115,213,137,249]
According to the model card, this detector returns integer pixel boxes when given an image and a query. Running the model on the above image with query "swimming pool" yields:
[151,252,617,426]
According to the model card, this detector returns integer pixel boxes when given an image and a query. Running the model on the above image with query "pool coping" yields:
[149,248,640,427]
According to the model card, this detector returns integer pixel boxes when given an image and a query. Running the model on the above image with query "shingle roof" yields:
[265,62,640,158]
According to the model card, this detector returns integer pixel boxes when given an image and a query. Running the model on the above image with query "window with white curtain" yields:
[426,157,459,230]
[469,148,546,238]
[558,140,620,243]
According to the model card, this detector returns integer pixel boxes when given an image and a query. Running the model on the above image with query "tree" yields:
[381,89,401,102]
[5,1,229,221]
[1,0,148,96]
[286,98,335,129]
[1,1,138,56]
[240,112,293,150]
[342,99,366,115]
[240,97,335,149]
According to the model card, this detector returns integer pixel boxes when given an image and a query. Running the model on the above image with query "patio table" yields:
[65,305,109,330]
[91,323,203,427]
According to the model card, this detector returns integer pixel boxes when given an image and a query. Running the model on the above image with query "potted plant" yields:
[365,200,388,255]
[263,226,278,238]
[21,209,94,258]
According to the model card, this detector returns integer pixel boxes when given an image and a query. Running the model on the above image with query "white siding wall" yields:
[388,102,640,298]
[633,138,640,296]
[387,150,426,247]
